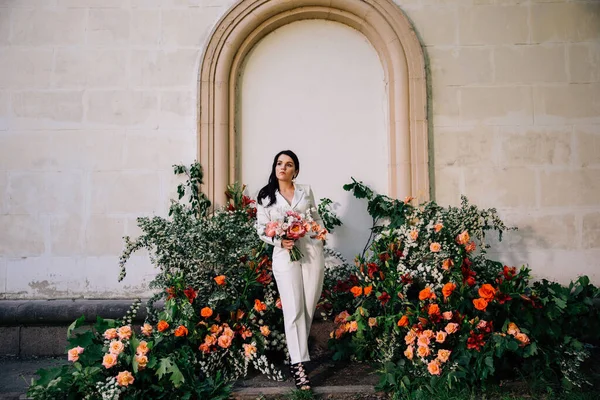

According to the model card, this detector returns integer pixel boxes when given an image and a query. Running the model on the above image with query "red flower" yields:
[503,266,517,281]
[466,276,476,286]
[367,263,379,279]
[256,270,272,285]
[496,292,512,304]
[379,253,390,262]
[400,273,413,284]
[165,287,176,300]
[183,287,197,303]
[378,292,391,306]
[467,331,486,351]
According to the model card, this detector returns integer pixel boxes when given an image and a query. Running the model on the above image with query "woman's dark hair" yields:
[257,150,300,207]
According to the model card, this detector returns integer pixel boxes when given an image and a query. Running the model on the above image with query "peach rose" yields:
[209,324,221,335]
[442,259,454,271]
[136,341,149,355]
[364,286,373,296]
[442,311,453,320]
[135,354,148,369]
[157,320,169,332]
[419,287,436,301]
[478,284,496,301]
[437,349,452,363]
[409,230,419,241]
[442,282,457,299]
[477,320,488,330]
[350,286,363,297]
[254,299,267,312]
[404,345,414,360]
[141,323,153,337]
[465,241,476,253]
[428,304,440,316]
[423,329,435,338]
[405,329,417,345]
[214,275,226,286]
[430,242,441,253]
[204,334,217,347]
[434,223,443,233]
[515,332,530,346]
[404,196,414,204]
[445,323,459,334]
[102,353,117,369]
[260,326,271,337]
[243,343,257,358]
[264,221,279,238]
[116,370,134,387]
[473,298,489,311]
[241,326,253,339]
[117,325,132,340]
[103,328,118,340]
[218,334,232,348]
[368,317,378,328]
[507,322,520,336]
[398,315,409,327]
[223,326,235,338]
[435,331,447,343]
[417,345,431,358]
[427,360,441,376]
[275,298,282,309]
[417,335,430,347]
[456,230,470,245]
[109,340,124,355]
[67,346,84,362]
[348,321,358,333]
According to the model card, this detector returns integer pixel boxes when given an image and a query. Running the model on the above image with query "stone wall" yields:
[0,0,599,299]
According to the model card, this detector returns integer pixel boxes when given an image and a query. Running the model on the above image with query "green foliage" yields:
[317,197,342,233]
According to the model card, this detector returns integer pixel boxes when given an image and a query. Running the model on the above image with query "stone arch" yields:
[198,0,428,206]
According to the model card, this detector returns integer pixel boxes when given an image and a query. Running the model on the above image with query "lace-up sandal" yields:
[290,362,311,391]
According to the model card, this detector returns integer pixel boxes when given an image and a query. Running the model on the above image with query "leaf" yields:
[156,357,173,379]
[67,315,86,338]
[67,331,95,348]
[506,340,519,352]
[169,362,185,387]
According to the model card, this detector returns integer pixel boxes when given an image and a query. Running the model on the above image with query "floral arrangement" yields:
[264,209,327,261]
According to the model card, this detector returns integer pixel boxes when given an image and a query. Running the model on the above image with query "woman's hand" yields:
[281,239,295,250]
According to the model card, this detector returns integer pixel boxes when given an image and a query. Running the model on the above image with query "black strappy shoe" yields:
[290,362,312,391]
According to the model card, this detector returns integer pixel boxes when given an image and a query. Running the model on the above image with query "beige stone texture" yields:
[159,91,196,129]
[498,126,571,166]
[503,213,578,251]
[85,215,126,256]
[582,212,600,250]
[10,8,85,45]
[131,50,200,87]
[433,167,462,206]
[494,45,567,84]
[540,170,600,207]
[460,86,533,125]
[434,125,497,167]
[533,84,600,125]
[531,2,600,43]
[161,8,224,47]
[0,49,53,89]
[0,9,10,45]
[458,4,529,45]
[6,171,84,215]
[428,47,492,86]
[84,256,153,299]
[0,91,8,130]
[569,43,600,83]
[0,131,53,170]
[432,86,460,126]
[0,172,6,213]
[575,126,600,167]
[88,8,131,45]
[54,49,129,88]
[58,0,126,7]
[12,91,84,126]
[85,91,158,128]
[0,215,45,257]
[464,167,537,208]
[0,258,6,299]
[1,0,57,7]
[403,6,457,46]
[90,172,161,214]
[50,215,84,256]
[124,131,196,170]
[131,10,160,46]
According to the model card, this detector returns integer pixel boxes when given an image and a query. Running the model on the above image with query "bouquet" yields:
[264,209,327,261]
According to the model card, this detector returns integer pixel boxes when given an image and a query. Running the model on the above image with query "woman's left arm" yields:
[307,185,324,228]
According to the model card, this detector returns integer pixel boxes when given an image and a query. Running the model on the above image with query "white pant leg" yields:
[301,241,325,339]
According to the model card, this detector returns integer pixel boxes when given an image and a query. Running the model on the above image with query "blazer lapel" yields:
[291,185,304,210]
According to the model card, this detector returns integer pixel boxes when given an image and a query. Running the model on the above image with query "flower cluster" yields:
[264,209,327,261]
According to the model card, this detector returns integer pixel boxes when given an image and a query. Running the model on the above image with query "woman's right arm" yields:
[256,200,283,248]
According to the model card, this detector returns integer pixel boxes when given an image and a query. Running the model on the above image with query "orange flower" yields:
[102,353,117,369]
[442,311,453,320]
[103,328,118,340]
[515,332,530,346]
[199,343,210,353]
[423,329,435,338]
[417,345,431,358]
[430,242,441,252]
[243,343,257,358]
[201,307,213,318]
[116,371,135,387]
[275,298,282,309]
[404,345,414,360]
[428,304,440,316]
[214,275,226,286]
[445,322,459,334]
[456,230,470,245]
[404,196,414,204]
[427,360,441,375]
[218,335,232,348]
[335,310,350,324]
[157,320,169,332]
[141,323,153,337]
[437,349,451,363]
[222,326,235,338]
[465,241,476,253]
[350,286,363,297]
[260,326,271,336]
[417,335,430,347]
[135,354,148,369]
[405,329,417,345]
[117,325,132,340]
[67,346,83,362]
[442,282,457,299]
[174,325,188,337]
[398,315,409,327]
[348,321,358,332]
[435,331,447,343]
[204,335,217,346]
[434,223,443,233]
[478,284,496,301]
[507,322,520,336]
[368,317,377,327]
[473,298,488,311]
[419,287,436,301]
[136,341,149,355]
[409,230,419,240]
[254,299,267,312]
[442,259,454,271]
[109,340,124,355]
[364,286,373,296]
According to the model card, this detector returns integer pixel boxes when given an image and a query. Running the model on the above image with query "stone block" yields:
[11,8,85,45]
[583,213,600,250]
[0,327,19,356]
[459,4,528,45]
[531,2,600,43]
[540,170,600,207]
[20,326,67,357]
[49,215,84,256]
[131,9,160,46]
[84,256,153,298]
[85,90,158,127]
[498,126,571,166]
[161,8,224,47]
[5,0,58,6]
[12,91,84,126]
[432,86,459,126]
[124,130,196,170]
[0,215,45,257]
[0,131,53,170]
[575,126,600,167]
[6,171,84,215]
[159,91,196,129]
[403,6,457,46]
[433,125,497,167]
[0,49,53,89]
[533,84,600,125]
[54,49,129,88]
[494,44,567,84]
[90,171,161,214]
[433,167,462,207]
[569,43,600,83]
[130,49,200,87]
[88,8,130,45]
[85,215,127,257]
[460,86,533,125]
[0,9,10,45]
[0,91,8,130]
[464,167,537,208]
[508,213,578,250]
[0,172,6,214]
[428,47,492,86]
[58,0,125,6]
[4,258,77,299]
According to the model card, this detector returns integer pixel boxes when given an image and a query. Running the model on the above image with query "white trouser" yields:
[272,237,325,364]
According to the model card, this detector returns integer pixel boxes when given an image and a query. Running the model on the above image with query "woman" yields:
[256,150,325,391]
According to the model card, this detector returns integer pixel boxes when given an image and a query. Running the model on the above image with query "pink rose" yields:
[264,221,279,238]
[286,221,306,240]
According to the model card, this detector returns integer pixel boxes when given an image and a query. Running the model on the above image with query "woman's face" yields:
[275,154,297,183]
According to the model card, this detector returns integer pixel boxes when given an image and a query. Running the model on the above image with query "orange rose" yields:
[67,346,83,362]
[428,304,440,316]
[427,360,441,375]
[364,286,373,296]
[214,275,226,286]
[404,345,414,360]
[243,343,257,358]
[117,325,132,340]
[437,349,451,363]
[199,343,210,353]
[442,311,453,320]
[103,328,117,340]
[442,259,454,271]
[456,230,470,245]
[478,284,496,301]
[417,335,430,347]
[419,287,436,301]
[204,334,217,346]
[397,315,409,327]
[473,298,488,311]
[435,331,447,343]
[157,320,169,332]
[465,241,476,253]
[445,322,459,334]
[429,242,441,252]
[405,329,417,345]
[201,307,213,318]
[254,299,267,312]
[348,321,358,332]
[434,223,443,233]
[116,370,135,387]
[109,340,124,355]
[409,230,419,240]
[222,326,235,338]
[141,323,153,337]
[368,317,377,327]
[417,345,431,358]
[102,353,117,369]
[260,326,271,336]
[442,282,457,299]
[507,322,520,336]
[136,341,149,355]
[515,332,530,346]
[350,286,363,297]
[174,325,188,337]
[135,354,148,369]
[218,334,232,348]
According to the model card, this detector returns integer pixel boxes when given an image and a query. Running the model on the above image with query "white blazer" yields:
[255,184,324,249]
